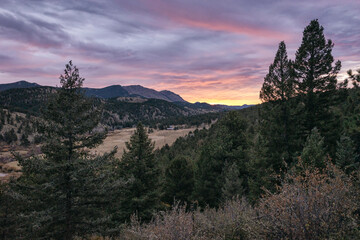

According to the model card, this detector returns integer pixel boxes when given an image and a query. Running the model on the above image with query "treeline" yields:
[131,19,360,238]
[102,98,222,130]
[0,109,41,146]
[0,87,223,137]
[0,19,359,239]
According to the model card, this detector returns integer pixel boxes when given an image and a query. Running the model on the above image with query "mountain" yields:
[0,81,186,103]
[0,81,251,111]
[214,104,254,110]
[0,81,40,92]
[83,85,129,99]
[0,87,223,130]
[123,85,186,102]
[159,90,185,102]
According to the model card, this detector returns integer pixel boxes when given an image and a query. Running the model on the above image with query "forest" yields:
[0,19,359,239]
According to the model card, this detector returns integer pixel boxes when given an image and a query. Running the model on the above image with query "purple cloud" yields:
[0,0,359,105]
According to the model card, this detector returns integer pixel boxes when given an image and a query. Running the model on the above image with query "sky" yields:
[0,0,359,105]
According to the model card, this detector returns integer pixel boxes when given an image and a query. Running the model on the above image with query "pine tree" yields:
[294,19,341,153]
[3,129,17,144]
[343,69,360,157]
[347,69,360,88]
[20,133,30,146]
[0,182,19,240]
[194,111,248,207]
[259,41,298,169]
[247,133,276,203]
[301,128,327,169]
[336,135,359,174]
[221,162,244,200]
[13,61,115,239]
[260,41,294,103]
[117,123,161,222]
[162,156,194,205]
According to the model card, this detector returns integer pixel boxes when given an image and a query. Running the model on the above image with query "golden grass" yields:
[2,161,21,172]
[0,127,198,179]
[93,127,197,158]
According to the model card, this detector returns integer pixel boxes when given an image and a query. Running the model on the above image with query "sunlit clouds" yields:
[0,0,359,105]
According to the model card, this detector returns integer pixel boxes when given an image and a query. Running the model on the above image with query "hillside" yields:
[0,81,40,91]
[123,85,186,102]
[0,86,225,130]
[83,85,129,99]
[0,81,186,103]
[0,81,250,111]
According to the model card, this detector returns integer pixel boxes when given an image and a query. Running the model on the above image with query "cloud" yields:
[0,10,69,48]
[0,0,359,105]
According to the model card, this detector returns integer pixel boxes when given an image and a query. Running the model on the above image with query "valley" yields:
[0,125,204,181]
[93,126,201,158]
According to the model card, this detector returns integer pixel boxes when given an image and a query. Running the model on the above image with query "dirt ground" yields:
[92,127,197,158]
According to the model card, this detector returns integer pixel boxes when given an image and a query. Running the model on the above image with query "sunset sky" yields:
[0,0,359,105]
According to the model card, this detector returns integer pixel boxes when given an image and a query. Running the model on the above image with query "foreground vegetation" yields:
[1,19,360,239]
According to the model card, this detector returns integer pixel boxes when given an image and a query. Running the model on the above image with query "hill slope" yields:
[123,85,186,102]
[0,81,185,103]
[0,81,40,92]
[0,81,251,111]
[0,87,223,128]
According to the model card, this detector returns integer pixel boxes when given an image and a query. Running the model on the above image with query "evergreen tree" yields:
[260,41,294,103]
[20,133,30,146]
[247,133,275,203]
[221,162,244,200]
[301,128,327,169]
[336,135,359,174]
[3,129,17,144]
[294,19,341,153]
[13,61,114,239]
[117,123,161,222]
[347,69,360,88]
[343,69,360,157]
[259,41,298,169]
[162,156,194,205]
[0,182,18,240]
[194,111,248,207]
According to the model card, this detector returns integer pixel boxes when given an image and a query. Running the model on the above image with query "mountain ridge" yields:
[0,80,40,92]
[0,81,186,103]
[0,81,251,109]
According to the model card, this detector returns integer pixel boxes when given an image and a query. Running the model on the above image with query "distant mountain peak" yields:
[123,85,186,102]
[0,80,40,92]
[0,81,187,103]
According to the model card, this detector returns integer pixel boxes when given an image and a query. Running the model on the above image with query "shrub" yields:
[122,198,261,240]
[3,129,17,144]
[257,159,359,239]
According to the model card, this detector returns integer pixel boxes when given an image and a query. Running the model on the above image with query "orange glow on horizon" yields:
[185,97,260,106]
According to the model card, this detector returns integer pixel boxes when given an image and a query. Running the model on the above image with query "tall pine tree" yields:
[260,41,294,103]
[259,41,297,169]
[13,61,115,239]
[117,123,161,222]
[294,19,341,154]
[343,69,360,157]
[162,156,194,206]
[194,111,248,207]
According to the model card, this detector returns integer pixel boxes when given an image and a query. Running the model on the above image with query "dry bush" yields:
[194,198,262,240]
[121,198,261,240]
[2,161,21,172]
[120,160,359,240]
[257,160,359,239]
[122,202,196,240]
